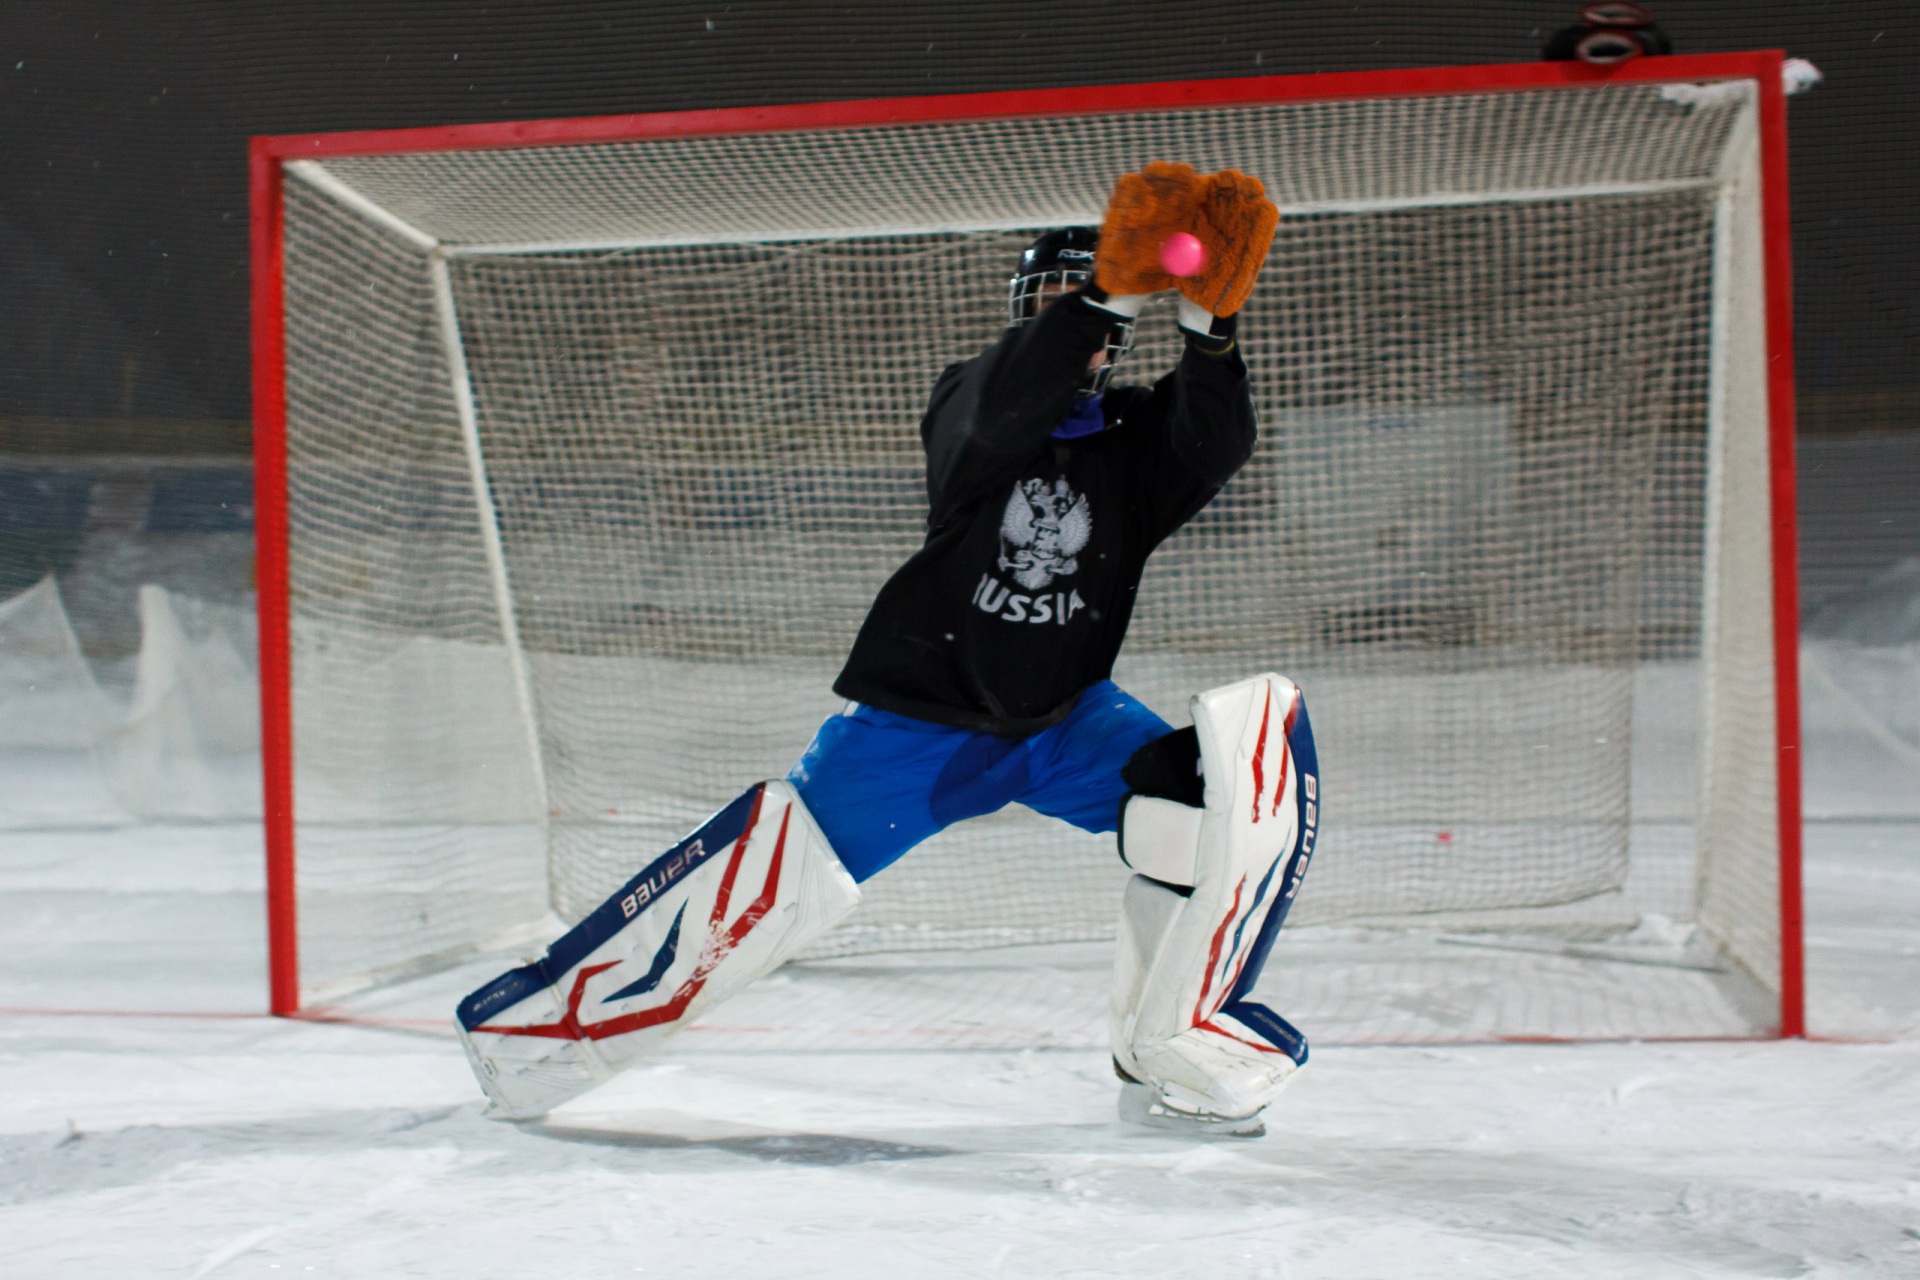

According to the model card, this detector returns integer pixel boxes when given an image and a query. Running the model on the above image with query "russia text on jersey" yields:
[972,573,1087,625]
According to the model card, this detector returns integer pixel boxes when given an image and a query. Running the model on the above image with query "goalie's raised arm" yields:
[920,278,1120,519]
[921,165,1276,523]
[1126,318,1258,545]
[1097,165,1276,543]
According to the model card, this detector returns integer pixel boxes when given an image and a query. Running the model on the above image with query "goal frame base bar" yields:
[250,51,1803,1033]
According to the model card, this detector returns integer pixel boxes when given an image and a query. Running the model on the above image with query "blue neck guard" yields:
[1051,393,1107,441]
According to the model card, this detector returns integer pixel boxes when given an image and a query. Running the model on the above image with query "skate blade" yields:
[1117,1082,1265,1138]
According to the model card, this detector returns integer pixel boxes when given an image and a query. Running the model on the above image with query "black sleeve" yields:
[1121,323,1258,547]
[920,291,1116,525]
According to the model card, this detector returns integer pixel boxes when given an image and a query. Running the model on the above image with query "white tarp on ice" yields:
[9,567,1918,830]
[0,577,260,824]
[1801,556,1920,818]
[0,576,114,751]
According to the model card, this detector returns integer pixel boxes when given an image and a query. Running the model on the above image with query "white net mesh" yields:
[283,183,548,996]
[1696,104,1783,997]
[277,78,1784,1033]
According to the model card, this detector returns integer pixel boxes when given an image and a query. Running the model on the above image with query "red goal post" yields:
[251,53,1803,1035]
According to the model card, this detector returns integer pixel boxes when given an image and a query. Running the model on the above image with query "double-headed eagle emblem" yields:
[998,477,1092,591]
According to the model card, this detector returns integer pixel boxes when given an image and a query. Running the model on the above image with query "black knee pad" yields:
[1121,726,1203,808]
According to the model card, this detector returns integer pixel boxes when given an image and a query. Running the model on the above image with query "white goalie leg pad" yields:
[455,780,860,1119]
[1110,874,1185,1065]
[1112,674,1317,1123]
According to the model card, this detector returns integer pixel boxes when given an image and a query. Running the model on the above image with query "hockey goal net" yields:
[253,55,1801,1040]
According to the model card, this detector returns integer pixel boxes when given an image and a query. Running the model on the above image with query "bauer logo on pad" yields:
[453,781,861,1118]
[455,788,760,1031]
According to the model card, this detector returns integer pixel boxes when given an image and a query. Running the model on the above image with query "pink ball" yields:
[1160,232,1207,278]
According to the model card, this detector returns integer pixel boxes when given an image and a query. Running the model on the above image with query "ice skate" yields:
[1115,1059,1269,1138]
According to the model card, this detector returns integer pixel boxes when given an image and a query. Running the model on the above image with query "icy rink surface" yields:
[0,822,1916,1277]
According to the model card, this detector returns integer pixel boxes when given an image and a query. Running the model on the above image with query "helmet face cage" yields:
[1007,236,1135,397]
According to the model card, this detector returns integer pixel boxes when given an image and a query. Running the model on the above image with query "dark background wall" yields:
[1,1,1915,451]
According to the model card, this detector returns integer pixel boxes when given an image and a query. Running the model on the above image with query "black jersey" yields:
[832,289,1257,737]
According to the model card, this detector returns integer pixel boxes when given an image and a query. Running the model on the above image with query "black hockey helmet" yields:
[1008,226,1134,397]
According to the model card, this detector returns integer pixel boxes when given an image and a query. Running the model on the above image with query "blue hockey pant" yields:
[786,680,1171,883]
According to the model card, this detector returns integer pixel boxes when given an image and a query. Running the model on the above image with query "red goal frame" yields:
[250,52,1803,1031]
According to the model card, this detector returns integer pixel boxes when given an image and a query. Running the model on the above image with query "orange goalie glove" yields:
[1093,161,1206,298]
[1181,169,1279,319]
[1093,164,1279,318]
